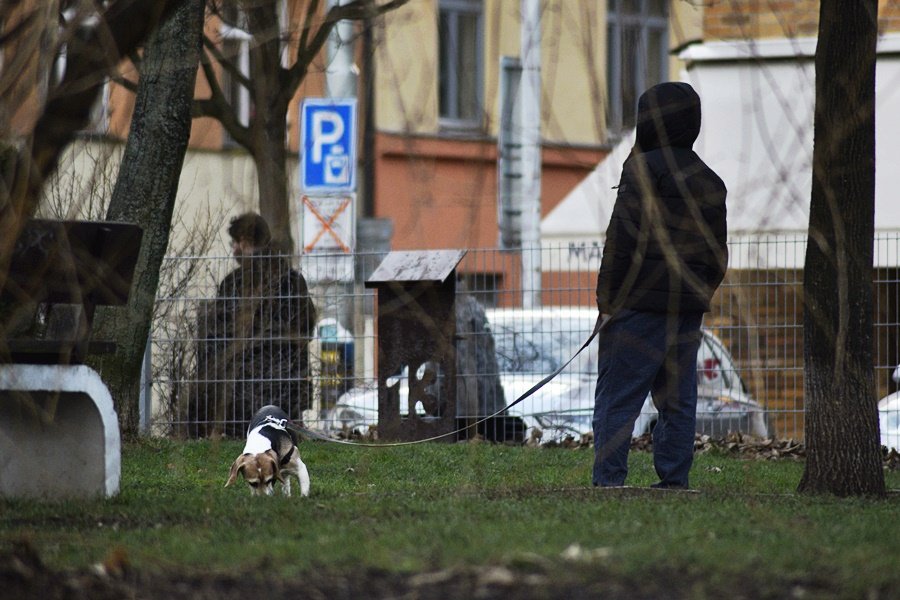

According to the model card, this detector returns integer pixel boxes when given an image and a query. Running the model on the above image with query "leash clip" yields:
[263,416,288,429]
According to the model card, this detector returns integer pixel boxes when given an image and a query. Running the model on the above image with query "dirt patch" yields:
[3,437,897,599]
[3,539,894,600]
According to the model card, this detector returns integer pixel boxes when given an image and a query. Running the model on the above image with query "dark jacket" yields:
[191,250,317,438]
[596,82,727,314]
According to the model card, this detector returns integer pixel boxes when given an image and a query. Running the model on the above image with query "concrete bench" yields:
[0,219,142,499]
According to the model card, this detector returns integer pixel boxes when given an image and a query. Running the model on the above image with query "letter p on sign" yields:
[311,111,344,163]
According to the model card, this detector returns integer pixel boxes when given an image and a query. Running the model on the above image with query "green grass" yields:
[2,439,899,597]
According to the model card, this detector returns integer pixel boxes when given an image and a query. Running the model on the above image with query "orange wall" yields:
[373,132,605,250]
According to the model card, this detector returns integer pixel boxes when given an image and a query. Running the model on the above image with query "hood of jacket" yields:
[634,82,701,152]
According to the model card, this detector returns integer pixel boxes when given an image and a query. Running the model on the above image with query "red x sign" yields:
[301,195,353,253]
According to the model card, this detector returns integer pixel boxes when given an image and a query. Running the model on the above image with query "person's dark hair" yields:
[227,212,271,248]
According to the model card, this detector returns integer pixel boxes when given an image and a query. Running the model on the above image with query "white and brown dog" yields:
[225,405,310,497]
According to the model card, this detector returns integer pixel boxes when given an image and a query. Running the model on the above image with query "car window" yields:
[486,310,748,399]
[883,410,899,430]
[488,313,598,376]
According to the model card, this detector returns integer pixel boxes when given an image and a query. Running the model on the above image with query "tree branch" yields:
[285,0,408,102]
[5,0,182,217]
[111,73,139,93]
[295,0,321,60]
[202,33,252,91]
[194,46,253,152]
[0,7,38,48]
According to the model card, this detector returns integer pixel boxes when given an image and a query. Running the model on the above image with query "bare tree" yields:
[195,0,408,251]
[0,0,183,274]
[89,0,205,438]
[799,0,885,496]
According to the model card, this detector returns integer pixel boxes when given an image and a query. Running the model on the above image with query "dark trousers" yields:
[592,309,703,487]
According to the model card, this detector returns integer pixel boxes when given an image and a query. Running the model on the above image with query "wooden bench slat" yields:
[1,340,118,365]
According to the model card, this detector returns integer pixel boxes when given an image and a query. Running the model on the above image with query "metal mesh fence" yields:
[147,235,900,445]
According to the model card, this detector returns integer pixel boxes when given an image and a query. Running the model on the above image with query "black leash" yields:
[289,313,610,447]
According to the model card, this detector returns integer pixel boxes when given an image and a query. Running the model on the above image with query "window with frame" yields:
[606,0,668,133]
[438,0,484,131]
[458,271,502,308]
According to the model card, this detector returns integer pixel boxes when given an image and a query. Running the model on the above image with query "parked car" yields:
[487,308,768,443]
[325,307,768,443]
[324,363,427,435]
[876,366,900,452]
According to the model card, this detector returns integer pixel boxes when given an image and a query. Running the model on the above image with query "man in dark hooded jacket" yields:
[593,82,727,489]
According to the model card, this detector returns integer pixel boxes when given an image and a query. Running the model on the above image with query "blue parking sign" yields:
[300,98,357,193]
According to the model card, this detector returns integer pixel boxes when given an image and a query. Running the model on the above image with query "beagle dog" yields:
[225,405,310,497]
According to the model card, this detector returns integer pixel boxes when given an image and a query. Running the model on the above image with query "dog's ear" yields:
[225,455,248,487]
[265,451,285,484]
[274,462,285,484]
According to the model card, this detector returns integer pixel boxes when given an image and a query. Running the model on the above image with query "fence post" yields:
[139,336,152,434]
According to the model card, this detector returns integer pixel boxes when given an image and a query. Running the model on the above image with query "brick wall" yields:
[708,269,805,440]
[703,0,900,41]
[708,267,900,441]
[880,2,900,33]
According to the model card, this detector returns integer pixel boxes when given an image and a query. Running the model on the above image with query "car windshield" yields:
[487,311,599,378]
[485,308,748,399]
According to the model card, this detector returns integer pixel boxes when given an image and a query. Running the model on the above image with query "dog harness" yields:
[242,416,296,465]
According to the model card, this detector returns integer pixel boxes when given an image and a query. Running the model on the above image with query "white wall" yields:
[544,33,900,255]
[682,34,900,234]
[46,138,302,256]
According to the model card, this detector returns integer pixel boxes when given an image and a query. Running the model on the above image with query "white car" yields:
[325,307,768,443]
[876,366,900,452]
[487,308,768,443]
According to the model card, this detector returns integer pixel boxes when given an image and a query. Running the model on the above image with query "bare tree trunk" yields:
[244,0,294,252]
[254,110,293,252]
[91,0,205,438]
[195,0,409,254]
[0,1,182,281]
[799,0,884,496]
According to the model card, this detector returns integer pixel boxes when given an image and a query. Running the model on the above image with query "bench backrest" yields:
[4,220,142,307]
[1,219,143,364]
